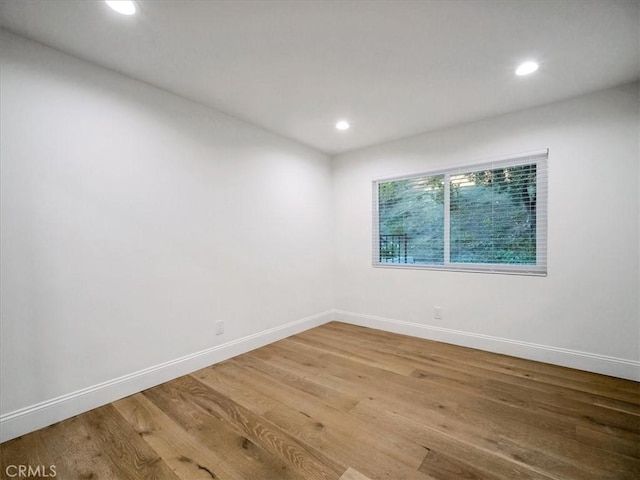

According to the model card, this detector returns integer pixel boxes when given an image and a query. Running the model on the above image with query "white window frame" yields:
[372,149,548,276]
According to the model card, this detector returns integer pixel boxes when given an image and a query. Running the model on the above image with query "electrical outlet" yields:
[215,320,224,336]
[433,307,442,320]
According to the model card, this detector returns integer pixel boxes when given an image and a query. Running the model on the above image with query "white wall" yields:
[0,30,333,439]
[332,83,640,379]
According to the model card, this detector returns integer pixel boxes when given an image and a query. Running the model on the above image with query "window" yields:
[373,150,548,275]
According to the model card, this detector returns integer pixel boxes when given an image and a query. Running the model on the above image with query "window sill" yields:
[372,262,547,276]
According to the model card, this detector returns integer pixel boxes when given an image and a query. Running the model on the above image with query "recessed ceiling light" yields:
[336,120,350,131]
[106,0,136,16]
[516,61,539,76]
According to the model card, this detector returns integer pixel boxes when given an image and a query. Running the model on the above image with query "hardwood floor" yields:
[1,322,639,479]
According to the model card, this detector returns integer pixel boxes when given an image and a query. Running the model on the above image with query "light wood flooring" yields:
[1,322,639,479]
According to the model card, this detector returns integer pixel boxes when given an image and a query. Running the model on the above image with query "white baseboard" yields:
[333,310,640,382]
[3,308,638,443]
[0,310,333,443]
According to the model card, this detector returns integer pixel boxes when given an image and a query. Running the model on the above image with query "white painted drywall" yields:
[0,30,333,417]
[332,83,640,369]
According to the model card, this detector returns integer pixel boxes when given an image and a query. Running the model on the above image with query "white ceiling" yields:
[1,0,639,155]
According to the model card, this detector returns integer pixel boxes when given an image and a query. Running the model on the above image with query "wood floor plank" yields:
[280,327,640,478]
[393,341,640,415]
[287,332,417,376]
[113,393,245,480]
[303,326,640,448]
[339,468,375,480]
[143,379,317,480]
[575,424,640,460]
[277,333,640,478]
[0,425,62,479]
[231,354,362,412]
[35,414,120,479]
[353,396,613,480]
[193,360,283,415]
[260,340,465,416]
[478,377,640,443]
[297,327,426,374]
[405,378,638,477]
[388,336,639,402]
[156,374,345,480]
[407,365,639,448]
[264,405,432,480]
[1,321,638,480]
[324,322,639,401]
[280,338,574,440]
[82,404,180,480]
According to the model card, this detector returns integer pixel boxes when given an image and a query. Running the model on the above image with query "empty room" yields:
[0,0,638,479]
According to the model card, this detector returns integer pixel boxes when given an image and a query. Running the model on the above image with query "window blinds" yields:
[373,149,548,275]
